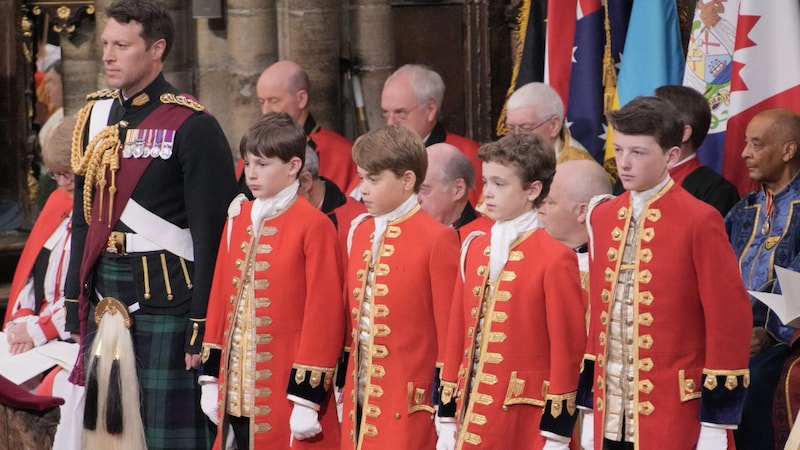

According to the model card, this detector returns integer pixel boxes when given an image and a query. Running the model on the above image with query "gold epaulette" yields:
[160,93,205,112]
[85,88,119,101]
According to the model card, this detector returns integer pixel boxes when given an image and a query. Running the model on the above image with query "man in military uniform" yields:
[64,0,237,448]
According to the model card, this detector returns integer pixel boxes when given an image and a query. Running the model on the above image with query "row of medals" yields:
[122,134,173,159]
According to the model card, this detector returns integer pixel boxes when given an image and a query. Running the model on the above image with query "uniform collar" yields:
[119,73,169,109]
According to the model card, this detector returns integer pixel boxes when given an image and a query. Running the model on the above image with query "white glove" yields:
[289,402,322,440]
[199,381,219,425]
[696,424,728,450]
[581,411,594,450]
[435,418,457,450]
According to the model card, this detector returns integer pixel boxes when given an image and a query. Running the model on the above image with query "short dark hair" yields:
[478,133,555,207]
[105,0,175,60]
[352,126,428,192]
[239,112,307,168]
[606,96,684,151]
[655,85,711,150]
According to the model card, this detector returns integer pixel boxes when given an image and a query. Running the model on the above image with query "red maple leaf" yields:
[730,13,761,93]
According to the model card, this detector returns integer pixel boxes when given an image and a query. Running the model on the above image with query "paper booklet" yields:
[749,265,800,329]
[0,331,78,385]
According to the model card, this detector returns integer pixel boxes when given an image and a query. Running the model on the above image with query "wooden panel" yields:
[392,1,468,137]
[0,0,35,229]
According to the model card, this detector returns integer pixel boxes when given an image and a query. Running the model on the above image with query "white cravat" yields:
[370,194,418,260]
[489,209,539,281]
[629,176,670,221]
[250,180,299,232]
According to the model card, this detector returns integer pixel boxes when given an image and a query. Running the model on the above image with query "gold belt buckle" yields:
[106,231,126,255]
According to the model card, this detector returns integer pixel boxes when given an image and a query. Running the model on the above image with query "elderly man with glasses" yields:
[505,82,596,164]
[380,64,484,204]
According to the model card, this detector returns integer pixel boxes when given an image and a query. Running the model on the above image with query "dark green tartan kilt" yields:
[88,254,213,450]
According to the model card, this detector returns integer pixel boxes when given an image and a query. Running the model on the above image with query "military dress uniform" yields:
[438,222,587,449]
[64,73,237,450]
[341,200,460,450]
[579,179,751,449]
[202,194,345,449]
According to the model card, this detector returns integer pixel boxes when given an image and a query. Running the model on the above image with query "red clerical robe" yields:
[582,181,751,449]
[313,127,358,195]
[443,132,484,206]
[203,197,345,449]
[5,188,73,326]
[341,205,459,450]
[440,228,587,448]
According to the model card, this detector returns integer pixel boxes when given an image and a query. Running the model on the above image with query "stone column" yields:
[60,17,96,115]
[276,0,342,131]
[161,0,192,93]
[195,0,278,153]
[347,0,393,131]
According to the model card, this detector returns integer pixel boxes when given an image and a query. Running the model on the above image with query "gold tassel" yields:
[602,0,618,115]
[71,112,121,224]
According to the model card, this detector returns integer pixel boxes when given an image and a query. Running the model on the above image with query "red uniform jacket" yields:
[440,228,587,448]
[312,127,357,195]
[581,181,751,449]
[203,196,345,449]
[341,206,459,449]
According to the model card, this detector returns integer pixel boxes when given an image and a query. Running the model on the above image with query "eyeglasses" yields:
[47,170,74,181]
[381,104,420,122]
[504,115,555,135]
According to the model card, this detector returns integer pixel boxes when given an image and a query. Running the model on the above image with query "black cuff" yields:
[540,393,579,438]
[335,351,349,389]
[199,347,221,378]
[577,358,595,409]
[286,366,334,406]
[438,380,458,418]
[432,367,442,405]
[699,371,749,425]
[184,319,205,354]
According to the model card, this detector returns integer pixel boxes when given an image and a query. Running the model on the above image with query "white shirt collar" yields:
[251,180,299,231]
[489,209,539,281]
[630,175,670,221]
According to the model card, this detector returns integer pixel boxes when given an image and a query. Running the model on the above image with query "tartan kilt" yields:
[91,254,214,450]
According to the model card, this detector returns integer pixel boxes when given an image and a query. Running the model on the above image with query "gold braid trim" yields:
[71,100,122,224]
[160,93,205,112]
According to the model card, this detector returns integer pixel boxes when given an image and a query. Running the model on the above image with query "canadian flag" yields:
[724,0,800,194]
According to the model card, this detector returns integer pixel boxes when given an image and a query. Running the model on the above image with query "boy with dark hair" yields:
[579,96,752,449]
[341,125,460,449]
[201,112,344,449]
[436,133,587,450]
[654,85,739,216]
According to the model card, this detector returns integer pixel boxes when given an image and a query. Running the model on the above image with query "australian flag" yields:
[566,0,631,163]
